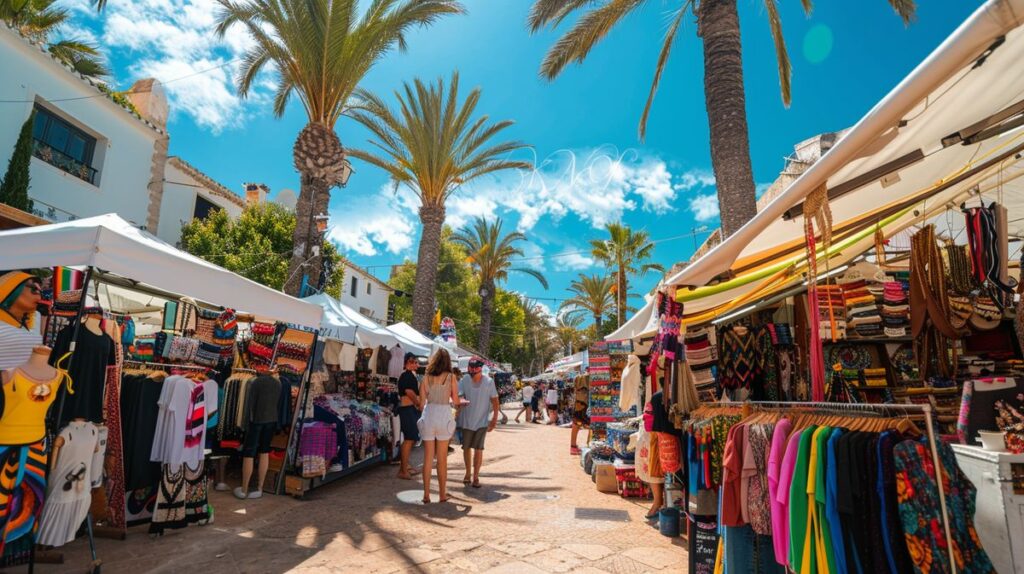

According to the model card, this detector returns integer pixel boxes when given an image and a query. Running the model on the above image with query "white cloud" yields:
[674,169,716,191]
[450,147,698,232]
[689,193,720,222]
[555,251,595,271]
[519,242,546,273]
[66,0,266,132]
[327,185,418,256]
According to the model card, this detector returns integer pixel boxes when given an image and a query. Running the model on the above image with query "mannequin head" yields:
[0,271,42,328]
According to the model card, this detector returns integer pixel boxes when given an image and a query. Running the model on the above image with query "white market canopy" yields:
[302,294,432,356]
[664,0,1024,318]
[386,322,442,357]
[0,213,323,328]
[605,294,659,342]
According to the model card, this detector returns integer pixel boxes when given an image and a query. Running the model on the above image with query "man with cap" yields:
[457,357,499,488]
[396,352,423,480]
[0,271,43,371]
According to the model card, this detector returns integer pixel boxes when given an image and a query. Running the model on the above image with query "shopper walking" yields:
[418,349,460,503]
[545,383,559,425]
[514,382,534,423]
[456,358,499,488]
[531,384,543,423]
[396,353,422,480]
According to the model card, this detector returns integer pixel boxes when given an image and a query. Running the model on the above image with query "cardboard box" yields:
[594,462,618,493]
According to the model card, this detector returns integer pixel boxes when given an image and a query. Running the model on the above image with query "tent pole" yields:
[277,330,320,496]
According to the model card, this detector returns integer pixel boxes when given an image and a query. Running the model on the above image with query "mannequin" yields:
[234,372,280,500]
[0,346,68,567]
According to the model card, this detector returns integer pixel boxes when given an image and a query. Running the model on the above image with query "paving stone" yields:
[41,406,687,574]
[482,561,551,574]
[562,543,615,560]
[621,546,685,570]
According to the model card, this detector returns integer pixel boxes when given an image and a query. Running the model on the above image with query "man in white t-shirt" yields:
[513,382,534,423]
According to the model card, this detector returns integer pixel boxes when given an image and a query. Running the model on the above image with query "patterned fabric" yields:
[718,328,757,391]
[747,423,774,535]
[957,380,973,444]
[103,343,127,529]
[755,326,779,401]
[0,441,47,566]
[149,464,187,535]
[893,440,995,574]
[710,415,741,486]
[183,462,209,524]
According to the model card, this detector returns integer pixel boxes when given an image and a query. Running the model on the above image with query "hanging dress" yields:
[37,421,100,547]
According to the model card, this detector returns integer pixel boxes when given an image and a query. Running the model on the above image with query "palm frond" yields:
[763,0,792,107]
[513,267,549,289]
[48,39,109,78]
[639,2,689,141]
[886,0,915,24]
[538,0,645,80]
[527,0,597,32]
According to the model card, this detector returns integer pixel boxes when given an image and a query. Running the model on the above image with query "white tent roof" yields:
[667,0,1024,312]
[0,213,323,328]
[605,294,659,342]
[385,322,440,357]
[301,293,401,348]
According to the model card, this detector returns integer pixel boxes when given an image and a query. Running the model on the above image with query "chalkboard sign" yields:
[688,514,718,574]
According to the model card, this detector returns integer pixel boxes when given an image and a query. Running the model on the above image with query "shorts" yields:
[522,401,531,407]
[460,428,488,450]
[242,421,275,457]
[547,402,558,409]
[399,405,420,443]
[530,397,540,411]
[417,404,455,441]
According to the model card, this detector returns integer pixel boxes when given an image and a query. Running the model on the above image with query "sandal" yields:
[439,495,450,503]
[422,496,431,504]
[471,480,481,488]
[645,510,660,520]
[462,477,471,485]
[397,472,414,480]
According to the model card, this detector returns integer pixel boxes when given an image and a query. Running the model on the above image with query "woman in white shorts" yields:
[417,349,460,503]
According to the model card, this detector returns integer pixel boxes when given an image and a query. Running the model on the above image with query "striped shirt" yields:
[0,322,42,371]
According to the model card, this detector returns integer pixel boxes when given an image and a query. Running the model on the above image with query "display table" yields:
[951,444,1024,574]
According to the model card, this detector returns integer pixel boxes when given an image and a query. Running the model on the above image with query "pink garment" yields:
[720,424,745,527]
[772,423,800,567]
[805,230,826,401]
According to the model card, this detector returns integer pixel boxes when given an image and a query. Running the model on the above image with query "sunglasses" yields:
[63,465,87,491]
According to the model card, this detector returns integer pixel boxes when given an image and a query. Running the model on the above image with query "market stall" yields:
[279,295,433,497]
[593,1,1024,570]
[0,214,324,569]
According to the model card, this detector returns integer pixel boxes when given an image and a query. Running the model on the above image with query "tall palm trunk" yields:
[698,0,757,238]
[412,203,446,332]
[615,267,626,327]
[284,175,328,296]
[478,280,495,355]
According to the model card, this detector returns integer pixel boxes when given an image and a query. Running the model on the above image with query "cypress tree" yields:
[0,111,36,213]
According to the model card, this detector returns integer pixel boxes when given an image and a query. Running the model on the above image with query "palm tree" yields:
[215,0,465,296]
[2,0,109,78]
[451,216,548,355]
[560,273,614,329]
[528,0,914,238]
[346,72,531,332]
[590,223,663,327]
[554,313,586,355]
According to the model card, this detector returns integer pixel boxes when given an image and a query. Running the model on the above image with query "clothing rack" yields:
[740,400,957,574]
[122,360,218,374]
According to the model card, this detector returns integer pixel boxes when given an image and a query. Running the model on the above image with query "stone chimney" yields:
[244,183,270,206]
[126,78,168,130]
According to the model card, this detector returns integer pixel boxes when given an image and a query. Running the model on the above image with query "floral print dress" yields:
[893,439,994,574]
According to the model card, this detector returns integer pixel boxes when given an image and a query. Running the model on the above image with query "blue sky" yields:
[64,0,978,320]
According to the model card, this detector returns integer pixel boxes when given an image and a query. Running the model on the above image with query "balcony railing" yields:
[32,139,98,185]
[28,197,79,223]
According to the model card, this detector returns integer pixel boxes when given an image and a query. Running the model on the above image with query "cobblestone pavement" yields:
[39,408,687,573]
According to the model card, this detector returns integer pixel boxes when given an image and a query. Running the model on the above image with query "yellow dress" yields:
[0,367,71,445]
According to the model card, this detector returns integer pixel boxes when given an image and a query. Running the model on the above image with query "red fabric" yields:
[805,228,826,402]
[720,424,745,527]
[657,432,682,474]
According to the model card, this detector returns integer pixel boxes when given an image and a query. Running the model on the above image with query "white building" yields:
[1,23,244,241]
[159,157,245,244]
[339,261,393,326]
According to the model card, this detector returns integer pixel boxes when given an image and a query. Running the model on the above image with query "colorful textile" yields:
[893,440,995,574]
[0,441,47,566]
